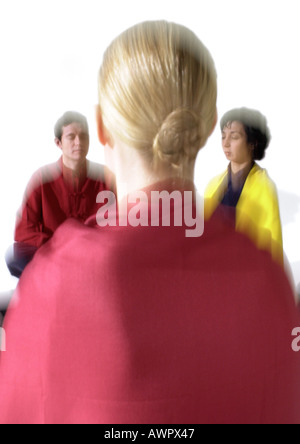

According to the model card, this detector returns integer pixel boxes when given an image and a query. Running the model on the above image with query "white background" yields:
[0,0,299,292]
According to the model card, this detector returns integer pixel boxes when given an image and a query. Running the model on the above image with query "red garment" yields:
[15,157,113,248]
[0,183,300,424]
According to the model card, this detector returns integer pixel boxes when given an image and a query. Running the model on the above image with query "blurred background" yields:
[0,0,299,294]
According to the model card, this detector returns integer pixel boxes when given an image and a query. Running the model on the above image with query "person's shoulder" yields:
[249,163,274,183]
[204,215,293,300]
[24,159,62,194]
[38,219,98,256]
[247,163,278,196]
[204,215,270,266]
[205,169,228,197]
[36,219,121,273]
[51,217,115,247]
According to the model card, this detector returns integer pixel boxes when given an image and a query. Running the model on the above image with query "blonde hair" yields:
[98,21,217,175]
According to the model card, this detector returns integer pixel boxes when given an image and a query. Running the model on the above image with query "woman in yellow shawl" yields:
[205,108,283,264]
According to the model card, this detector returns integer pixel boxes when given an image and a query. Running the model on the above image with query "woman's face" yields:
[221,121,253,165]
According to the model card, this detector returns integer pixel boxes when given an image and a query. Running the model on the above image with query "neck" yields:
[230,160,253,175]
[111,141,195,206]
[62,156,87,175]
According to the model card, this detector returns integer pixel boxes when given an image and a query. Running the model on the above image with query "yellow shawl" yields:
[205,163,283,264]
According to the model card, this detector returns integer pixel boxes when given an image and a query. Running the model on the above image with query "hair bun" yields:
[153,108,204,168]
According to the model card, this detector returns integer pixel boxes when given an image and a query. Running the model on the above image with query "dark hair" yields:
[220,108,271,161]
[54,111,89,141]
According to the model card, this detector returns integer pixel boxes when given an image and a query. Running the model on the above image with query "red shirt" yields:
[15,157,114,248]
[1,183,300,424]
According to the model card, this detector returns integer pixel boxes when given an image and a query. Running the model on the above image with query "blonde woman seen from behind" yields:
[97,21,217,202]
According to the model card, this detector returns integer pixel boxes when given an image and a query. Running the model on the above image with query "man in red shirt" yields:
[6,111,113,278]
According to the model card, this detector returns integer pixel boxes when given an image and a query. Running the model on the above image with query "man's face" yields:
[56,122,90,165]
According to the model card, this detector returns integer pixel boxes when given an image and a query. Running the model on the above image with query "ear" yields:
[249,141,257,152]
[55,137,62,150]
[95,105,114,148]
